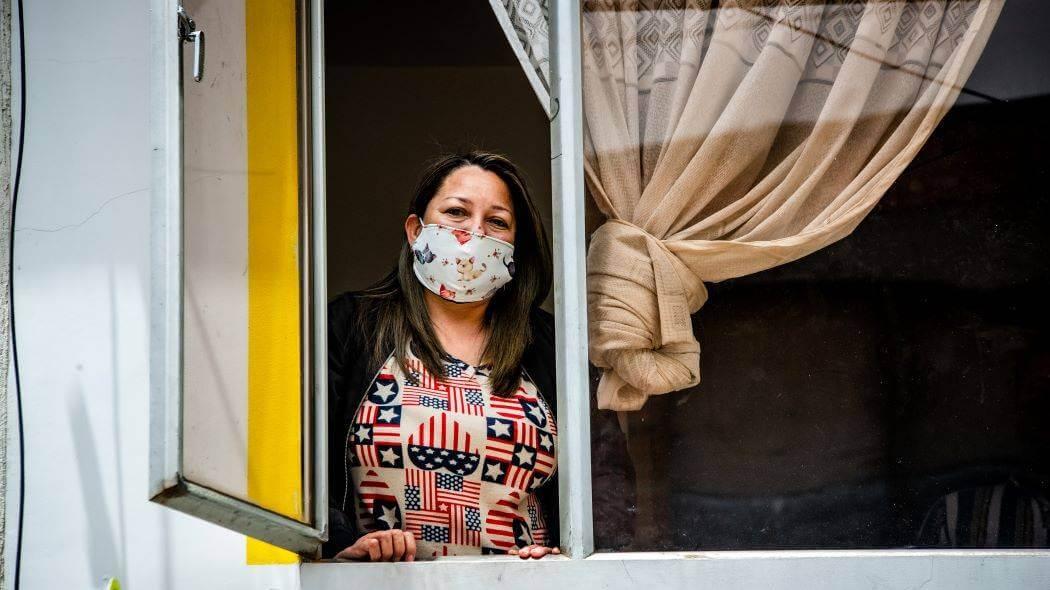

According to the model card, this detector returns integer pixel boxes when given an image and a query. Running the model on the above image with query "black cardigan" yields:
[323,291,634,558]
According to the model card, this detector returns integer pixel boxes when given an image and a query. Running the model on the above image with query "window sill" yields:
[301,549,1050,589]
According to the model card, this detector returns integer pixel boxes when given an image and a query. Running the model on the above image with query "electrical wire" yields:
[10,0,27,587]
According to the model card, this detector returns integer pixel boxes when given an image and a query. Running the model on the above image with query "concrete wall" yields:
[0,0,11,586]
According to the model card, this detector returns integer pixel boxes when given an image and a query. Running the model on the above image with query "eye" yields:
[444,207,468,217]
[488,217,510,229]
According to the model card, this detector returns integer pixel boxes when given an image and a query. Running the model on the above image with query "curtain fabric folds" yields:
[584,0,1002,411]
[499,0,1003,411]
[490,0,553,115]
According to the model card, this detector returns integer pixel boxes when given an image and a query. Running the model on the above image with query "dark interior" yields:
[324,0,551,299]
[610,0,1050,550]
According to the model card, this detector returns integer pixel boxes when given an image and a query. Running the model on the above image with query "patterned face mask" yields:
[411,224,516,303]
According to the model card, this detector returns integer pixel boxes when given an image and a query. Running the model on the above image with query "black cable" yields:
[10,0,27,588]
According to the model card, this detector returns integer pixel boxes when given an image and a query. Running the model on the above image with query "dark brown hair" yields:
[356,151,552,395]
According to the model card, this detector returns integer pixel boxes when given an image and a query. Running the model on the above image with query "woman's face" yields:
[406,165,516,246]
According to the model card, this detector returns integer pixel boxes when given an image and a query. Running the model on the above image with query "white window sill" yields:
[301,549,1050,589]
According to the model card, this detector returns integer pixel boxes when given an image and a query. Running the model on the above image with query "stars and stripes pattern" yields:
[367,372,400,405]
[407,413,481,475]
[526,492,549,546]
[406,468,436,510]
[348,348,557,557]
[483,491,532,550]
[488,381,549,430]
[356,469,402,531]
[445,384,486,416]
[489,389,527,420]
[483,413,555,491]
[405,509,449,539]
[348,402,403,468]
[408,412,475,453]
[402,470,482,545]
[402,357,486,416]
[402,362,447,410]
[450,504,482,546]
[436,473,481,507]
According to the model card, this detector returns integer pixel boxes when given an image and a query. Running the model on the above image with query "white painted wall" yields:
[6,1,296,588]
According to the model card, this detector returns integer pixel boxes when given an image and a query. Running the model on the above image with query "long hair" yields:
[355,151,552,395]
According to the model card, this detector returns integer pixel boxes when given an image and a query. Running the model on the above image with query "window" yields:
[150,0,326,559]
[582,0,1050,554]
[151,0,1049,586]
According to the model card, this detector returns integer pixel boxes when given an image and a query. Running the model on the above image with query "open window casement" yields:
[150,0,327,558]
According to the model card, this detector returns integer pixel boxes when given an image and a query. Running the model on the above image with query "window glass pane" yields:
[584,0,1050,551]
[181,0,307,524]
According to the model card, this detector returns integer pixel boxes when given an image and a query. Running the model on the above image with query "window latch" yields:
[177,5,205,83]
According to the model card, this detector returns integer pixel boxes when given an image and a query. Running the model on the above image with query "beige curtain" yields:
[583,0,1004,411]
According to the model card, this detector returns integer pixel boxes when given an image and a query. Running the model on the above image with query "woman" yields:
[324,151,565,561]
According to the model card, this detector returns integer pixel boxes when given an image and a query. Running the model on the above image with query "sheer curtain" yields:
[489,0,553,115]
[496,1,1003,411]
[585,0,1003,411]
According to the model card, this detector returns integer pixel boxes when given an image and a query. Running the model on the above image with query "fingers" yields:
[353,529,527,562]
[367,530,416,562]
[366,538,381,561]
[511,544,560,559]
[391,530,407,561]
[334,545,364,561]
[404,531,417,562]
[335,537,380,562]
[510,544,533,559]
[378,531,395,560]
[338,531,421,562]
[508,545,533,557]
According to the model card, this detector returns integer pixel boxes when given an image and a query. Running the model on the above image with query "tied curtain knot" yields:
[587,219,709,411]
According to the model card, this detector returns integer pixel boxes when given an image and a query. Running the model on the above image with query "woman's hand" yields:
[335,530,416,562]
[508,544,561,559]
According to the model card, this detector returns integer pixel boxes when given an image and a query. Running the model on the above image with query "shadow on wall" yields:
[68,386,125,583]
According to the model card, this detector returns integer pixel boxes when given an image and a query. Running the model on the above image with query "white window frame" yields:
[148,0,328,555]
[151,0,1050,584]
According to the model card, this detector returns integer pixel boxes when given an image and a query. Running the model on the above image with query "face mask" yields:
[411,224,516,303]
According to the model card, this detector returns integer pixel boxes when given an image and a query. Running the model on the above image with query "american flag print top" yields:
[345,348,557,558]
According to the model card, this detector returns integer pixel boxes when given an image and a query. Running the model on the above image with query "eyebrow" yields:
[446,195,512,215]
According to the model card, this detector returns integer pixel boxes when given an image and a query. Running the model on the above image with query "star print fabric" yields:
[346,350,557,558]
